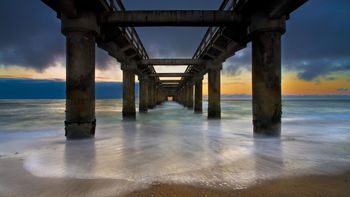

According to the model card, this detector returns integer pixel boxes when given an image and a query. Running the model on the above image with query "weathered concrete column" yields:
[194,77,203,113]
[182,89,186,106]
[138,76,149,113]
[250,13,285,135]
[152,85,156,106]
[121,63,136,120]
[178,91,182,105]
[147,81,153,109]
[207,64,222,119]
[62,12,99,140]
[154,87,158,106]
[156,88,161,105]
[187,83,194,109]
[183,86,188,107]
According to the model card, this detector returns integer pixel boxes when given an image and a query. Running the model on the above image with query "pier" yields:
[42,0,308,139]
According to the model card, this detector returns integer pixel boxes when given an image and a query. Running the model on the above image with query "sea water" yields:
[0,99,349,193]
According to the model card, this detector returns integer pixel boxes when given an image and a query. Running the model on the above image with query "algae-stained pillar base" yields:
[194,77,203,113]
[139,76,149,113]
[62,12,99,140]
[122,64,136,120]
[208,65,221,119]
[250,13,285,135]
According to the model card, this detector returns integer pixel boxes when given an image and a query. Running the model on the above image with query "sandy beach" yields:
[0,157,349,197]
[126,172,350,197]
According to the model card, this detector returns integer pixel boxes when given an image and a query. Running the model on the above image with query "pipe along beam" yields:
[103,10,243,26]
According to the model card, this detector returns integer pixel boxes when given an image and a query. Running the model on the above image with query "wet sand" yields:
[1,157,349,197]
[125,173,350,197]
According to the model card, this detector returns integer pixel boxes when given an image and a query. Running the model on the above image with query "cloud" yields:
[96,48,117,70]
[222,45,251,76]
[337,88,348,92]
[0,0,117,72]
[284,58,350,81]
[137,27,207,58]
[224,0,350,81]
[0,1,63,71]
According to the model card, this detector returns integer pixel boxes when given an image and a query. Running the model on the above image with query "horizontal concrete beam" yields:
[138,59,205,65]
[161,84,179,86]
[160,80,181,83]
[149,73,191,77]
[103,11,243,26]
[162,87,178,90]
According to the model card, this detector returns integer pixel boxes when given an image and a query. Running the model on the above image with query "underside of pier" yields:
[42,0,308,139]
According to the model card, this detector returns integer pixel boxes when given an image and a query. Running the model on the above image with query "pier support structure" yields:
[139,76,149,113]
[194,76,203,113]
[182,86,187,107]
[187,83,194,109]
[207,64,222,119]
[62,12,99,140]
[250,13,285,135]
[148,81,155,109]
[182,88,186,106]
[178,89,183,106]
[121,63,136,120]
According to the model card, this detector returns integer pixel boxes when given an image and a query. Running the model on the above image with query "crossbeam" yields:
[138,59,205,65]
[160,80,181,83]
[161,84,179,86]
[103,11,243,26]
[150,73,191,77]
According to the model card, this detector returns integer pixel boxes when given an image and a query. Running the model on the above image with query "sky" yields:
[0,0,349,96]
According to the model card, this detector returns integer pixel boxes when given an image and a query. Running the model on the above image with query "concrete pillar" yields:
[250,13,285,135]
[148,81,154,109]
[183,87,186,106]
[183,86,188,107]
[208,65,221,119]
[194,77,203,113]
[152,86,156,107]
[154,87,158,106]
[139,76,149,113]
[178,91,182,105]
[156,88,160,105]
[62,12,99,140]
[183,88,186,106]
[187,84,193,109]
[122,64,136,120]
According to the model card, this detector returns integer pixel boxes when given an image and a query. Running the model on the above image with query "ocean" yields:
[0,99,349,194]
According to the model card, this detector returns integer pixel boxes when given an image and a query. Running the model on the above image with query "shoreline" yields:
[125,172,350,197]
[0,157,349,197]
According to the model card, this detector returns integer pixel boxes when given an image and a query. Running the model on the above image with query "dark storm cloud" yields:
[284,58,350,81]
[0,0,113,71]
[281,0,350,81]
[96,48,116,69]
[0,0,63,70]
[224,0,350,81]
[223,45,251,76]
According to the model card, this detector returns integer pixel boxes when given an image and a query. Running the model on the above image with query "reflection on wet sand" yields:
[253,136,284,181]
[64,139,96,178]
